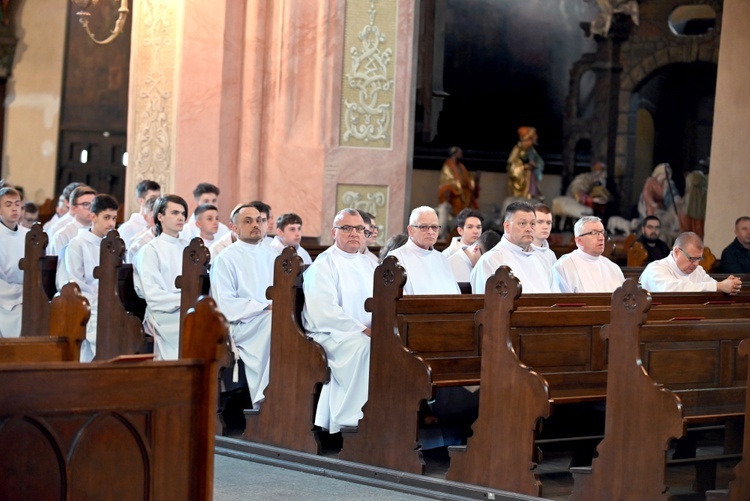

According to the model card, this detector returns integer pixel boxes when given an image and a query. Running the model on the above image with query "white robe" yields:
[269,236,313,265]
[62,229,103,361]
[181,214,230,242]
[640,254,717,292]
[532,240,557,273]
[0,223,28,338]
[117,212,148,248]
[448,249,474,283]
[361,247,379,266]
[441,236,465,258]
[43,212,61,232]
[552,249,625,293]
[49,219,88,255]
[44,212,71,236]
[388,239,461,295]
[302,245,376,433]
[471,235,555,294]
[126,227,156,263]
[210,239,277,406]
[209,231,236,262]
[133,233,188,360]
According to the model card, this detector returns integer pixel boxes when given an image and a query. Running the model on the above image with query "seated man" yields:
[269,212,312,265]
[118,179,161,247]
[357,210,379,265]
[126,197,157,263]
[211,204,277,407]
[194,203,220,247]
[635,215,670,263]
[471,201,555,294]
[531,203,556,270]
[59,194,119,361]
[640,232,742,293]
[133,195,190,360]
[181,183,230,241]
[302,208,377,433]
[0,187,28,338]
[44,182,84,235]
[388,206,460,295]
[442,209,483,258]
[249,200,275,245]
[48,185,96,255]
[719,216,750,273]
[21,202,39,229]
[552,216,625,293]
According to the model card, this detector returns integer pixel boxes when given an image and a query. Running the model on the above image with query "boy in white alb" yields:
[0,187,29,338]
[118,179,161,247]
[269,212,312,265]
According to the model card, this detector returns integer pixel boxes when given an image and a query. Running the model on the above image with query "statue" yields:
[587,0,640,38]
[679,161,708,238]
[638,163,682,245]
[437,146,480,217]
[507,127,544,199]
[566,161,612,211]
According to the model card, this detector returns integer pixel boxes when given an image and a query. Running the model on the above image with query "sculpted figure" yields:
[507,127,544,199]
[437,147,480,217]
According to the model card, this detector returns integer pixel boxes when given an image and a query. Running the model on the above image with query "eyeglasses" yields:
[411,224,441,233]
[678,247,703,263]
[334,225,372,238]
[578,230,608,238]
[74,202,92,208]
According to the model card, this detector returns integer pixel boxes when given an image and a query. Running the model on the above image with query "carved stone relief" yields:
[336,183,388,245]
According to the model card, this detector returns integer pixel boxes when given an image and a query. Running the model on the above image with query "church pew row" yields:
[0,295,229,500]
[569,280,749,500]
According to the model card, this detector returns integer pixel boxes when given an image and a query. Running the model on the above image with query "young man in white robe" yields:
[442,208,483,258]
[211,204,278,407]
[269,212,312,265]
[133,195,189,360]
[552,216,625,293]
[0,187,28,338]
[48,186,96,255]
[43,182,83,235]
[193,203,220,247]
[60,194,119,361]
[126,196,157,263]
[117,179,160,248]
[302,209,377,433]
[181,183,230,241]
[356,210,380,265]
[388,206,461,295]
[531,203,557,271]
[640,232,742,294]
[471,201,555,294]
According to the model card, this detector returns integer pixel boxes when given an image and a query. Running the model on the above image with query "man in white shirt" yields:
[60,194,119,361]
[126,196,157,263]
[44,182,83,235]
[442,209,483,258]
[531,203,557,270]
[133,195,189,360]
[471,201,555,294]
[302,209,377,433]
[118,179,160,248]
[181,183,230,241]
[640,232,742,293]
[552,216,625,293]
[193,203,220,247]
[0,187,29,338]
[48,186,96,255]
[211,204,278,407]
[269,212,313,265]
[388,206,461,295]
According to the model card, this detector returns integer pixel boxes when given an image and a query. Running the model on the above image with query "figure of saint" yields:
[638,163,682,245]
[437,147,480,217]
[566,161,612,209]
[507,127,544,199]
[679,164,708,238]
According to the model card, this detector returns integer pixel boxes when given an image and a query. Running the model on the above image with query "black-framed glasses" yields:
[678,247,703,263]
[74,202,92,208]
[578,230,607,238]
[411,224,441,233]
[334,225,372,238]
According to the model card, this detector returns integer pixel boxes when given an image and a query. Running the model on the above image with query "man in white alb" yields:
[269,212,312,265]
[552,216,625,293]
[117,179,160,248]
[48,185,96,255]
[640,232,742,294]
[181,183,231,241]
[302,209,377,433]
[0,187,29,338]
[388,206,461,295]
[444,209,484,283]
[44,182,83,235]
[211,204,278,407]
[471,201,555,294]
[531,203,556,270]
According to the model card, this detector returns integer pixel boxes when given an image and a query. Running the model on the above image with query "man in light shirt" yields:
[118,179,160,247]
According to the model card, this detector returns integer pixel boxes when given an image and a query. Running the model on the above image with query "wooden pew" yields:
[19,223,53,337]
[243,247,330,454]
[0,295,229,500]
[0,282,89,363]
[569,279,748,500]
[176,237,211,345]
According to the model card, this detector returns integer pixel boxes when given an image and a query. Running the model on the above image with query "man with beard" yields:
[636,216,670,263]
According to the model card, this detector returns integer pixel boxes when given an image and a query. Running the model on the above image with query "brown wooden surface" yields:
[176,237,211,355]
[19,223,51,337]
[726,338,750,501]
[447,266,550,495]
[0,295,228,500]
[627,239,649,266]
[243,247,330,454]
[93,230,145,360]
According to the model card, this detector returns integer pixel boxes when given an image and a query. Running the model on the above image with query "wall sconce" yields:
[71,0,130,45]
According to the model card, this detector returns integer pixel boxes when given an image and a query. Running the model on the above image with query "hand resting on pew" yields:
[717,275,742,295]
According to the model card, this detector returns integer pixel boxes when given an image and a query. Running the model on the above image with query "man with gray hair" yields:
[302,208,377,433]
[552,216,624,293]
[387,206,460,295]
[641,232,742,293]
[471,201,554,294]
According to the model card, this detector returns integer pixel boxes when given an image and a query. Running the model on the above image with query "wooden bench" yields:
[0,295,229,500]
[19,223,54,337]
[569,279,749,500]
[243,247,330,454]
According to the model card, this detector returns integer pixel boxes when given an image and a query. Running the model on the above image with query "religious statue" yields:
[638,163,682,244]
[587,0,640,38]
[679,161,708,238]
[437,146,480,217]
[507,127,544,199]
[566,161,612,210]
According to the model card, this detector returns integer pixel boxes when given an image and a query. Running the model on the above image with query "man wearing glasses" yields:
[302,209,377,434]
[640,232,742,293]
[635,215,670,263]
[387,206,460,295]
[552,216,625,293]
[48,185,96,254]
[471,201,555,294]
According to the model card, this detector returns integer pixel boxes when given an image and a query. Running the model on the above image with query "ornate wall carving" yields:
[336,183,389,245]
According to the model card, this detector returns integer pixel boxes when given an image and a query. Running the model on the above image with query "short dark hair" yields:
[642,215,661,227]
[91,194,119,215]
[276,212,303,230]
[153,195,188,236]
[249,201,271,217]
[136,180,161,199]
[735,216,750,228]
[193,183,220,200]
[504,201,535,222]
[356,210,372,225]
[194,203,218,218]
[477,230,501,254]
[456,209,484,228]
[533,203,551,215]
[24,201,39,214]
[69,186,97,205]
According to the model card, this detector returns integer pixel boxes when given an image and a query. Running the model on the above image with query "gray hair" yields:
[574,216,602,237]
[333,208,361,226]
[674,232,703,250]
[409,206,438,226]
